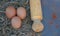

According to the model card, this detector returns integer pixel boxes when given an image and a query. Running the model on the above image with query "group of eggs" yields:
[5,6,26,29]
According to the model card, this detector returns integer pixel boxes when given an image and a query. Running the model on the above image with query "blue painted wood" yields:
[41,0,60,36]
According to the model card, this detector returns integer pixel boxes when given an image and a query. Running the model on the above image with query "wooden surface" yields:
[30,0,43,20]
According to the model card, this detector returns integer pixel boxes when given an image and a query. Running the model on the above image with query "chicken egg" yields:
[17,7,26,19]
[11,16,22,29]
[5,6,16,19]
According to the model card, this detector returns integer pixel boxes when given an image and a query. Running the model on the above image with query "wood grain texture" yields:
[30,0,43,21]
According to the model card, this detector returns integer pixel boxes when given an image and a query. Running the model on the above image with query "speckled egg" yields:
[11,16,22,29]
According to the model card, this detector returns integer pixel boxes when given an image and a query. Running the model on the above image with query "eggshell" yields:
[17,7,26,19]
[11,16,22,29]
[5,6,16,19]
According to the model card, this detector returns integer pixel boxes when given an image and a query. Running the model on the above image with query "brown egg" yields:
[5,6,16,19]
[11,16,22,29]
[17,7,26,19]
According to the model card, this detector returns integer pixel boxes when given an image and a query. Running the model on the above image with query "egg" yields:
[17,7,26,19]
[11,16,22,29]
[5,6,16,19]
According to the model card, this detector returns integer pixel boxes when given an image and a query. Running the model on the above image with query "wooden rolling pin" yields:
[30,0,44,32]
